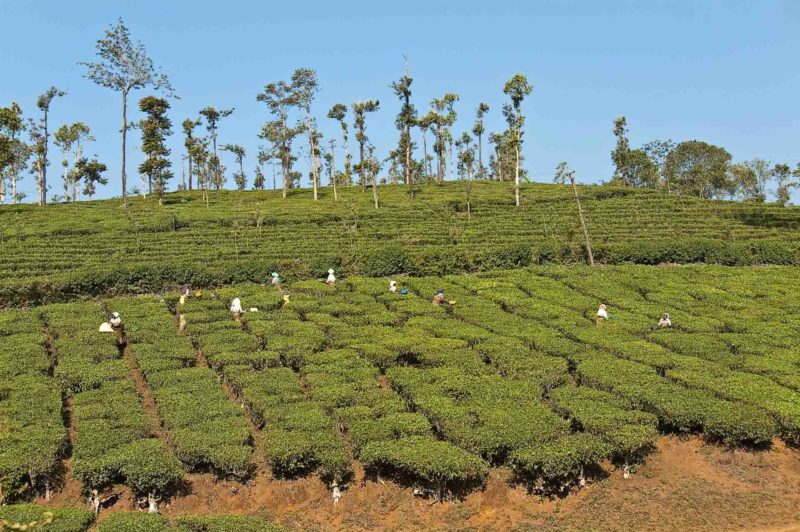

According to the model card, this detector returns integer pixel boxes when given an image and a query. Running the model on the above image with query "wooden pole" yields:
[568,170,595,266]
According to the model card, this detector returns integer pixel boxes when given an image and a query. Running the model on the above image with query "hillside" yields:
[1,181,799,305]
[1,265,799,530]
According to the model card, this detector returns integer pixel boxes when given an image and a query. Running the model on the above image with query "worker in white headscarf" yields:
[596,304,609,325]
[271,272,281,286]
[389,280,398,293]
[230,298,243,320]
[109,312,125,343]
[326,269,336,285]
[658,312,672,328]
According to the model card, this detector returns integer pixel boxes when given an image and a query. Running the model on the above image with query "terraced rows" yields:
[1,182,799,305]
[1,265,798,513]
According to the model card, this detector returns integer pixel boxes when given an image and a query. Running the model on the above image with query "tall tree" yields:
[729,158,771,202]
[54,122,93,201]
[81,18,174,206]
[75,157,108,200]
[365,144,382,209]
[610,116,631,185]
[642,139,676,191]
[503,74,532,207]
[417,111,436,180]
[773,163,798,206]
[181,118,200,191]
[138,96,173,203]
[391,73,417,198]
[0,103,28,205]
[29,87,65,205]
[257,81,303,199]
[222,143,246,190]
[429,94,458,183]
[199,106,234,190]
[455,132,475,220]
[553,161,569,184]
[328,137,338,201]
[352,100,380,192]
[664,140,732,199]
[472,102,489,178]
[327,103,351,185]
[252,165,265,190]
[291,68,321,200]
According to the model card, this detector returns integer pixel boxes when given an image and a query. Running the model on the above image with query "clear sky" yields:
[1,0,798,202]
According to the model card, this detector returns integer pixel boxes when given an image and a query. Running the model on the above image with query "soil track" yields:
[38,435,800,531]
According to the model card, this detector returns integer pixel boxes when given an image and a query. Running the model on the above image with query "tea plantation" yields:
[1,181,800,305]
[2,262,799,528]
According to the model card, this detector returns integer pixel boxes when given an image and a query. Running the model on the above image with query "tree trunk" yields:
[437,139,443,183]
[478,133,483,179]
[147,492,159,514]
[448,140,454,182]
[188,153,193,191]
[73,146,82,201]
[359,141,366,193]
[306,110,318,201]
[91,489,101,515]
[514,141,520,207]
[36,156,44,206]
[372,171,379,209]
[42,110,48,206]
[466,166,472,220]
[63,159,69,201]
[330,139,338,201]
[421,129,429,179]
[342,127,351,186]
[406,127,412,199]
[12,171,17,205]
[122,90,128,207]
[569,172,594,266]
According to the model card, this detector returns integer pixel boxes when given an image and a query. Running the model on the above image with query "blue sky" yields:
[1,0,798,202]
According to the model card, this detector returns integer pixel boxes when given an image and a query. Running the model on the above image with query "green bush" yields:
[0,504,94,532]
[360,436,488,492]
[362,245,411,277]
[96,512,169,531]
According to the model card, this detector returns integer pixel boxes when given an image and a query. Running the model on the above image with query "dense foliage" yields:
[1,264,798,506]
[1,182,799,306]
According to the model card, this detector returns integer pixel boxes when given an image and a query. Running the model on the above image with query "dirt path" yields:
[121,345,167,441]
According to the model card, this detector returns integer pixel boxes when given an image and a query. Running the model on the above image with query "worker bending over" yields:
[230,297,244,321]
[326,269,337,285]
[596,304,608,325]
[433,289,455,306]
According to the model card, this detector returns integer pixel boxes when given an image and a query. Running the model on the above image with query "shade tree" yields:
[54,122,93,202]
[81,18,174,206]
[503,74,532,207]
[138,96,173,202]
[352,100,380,192]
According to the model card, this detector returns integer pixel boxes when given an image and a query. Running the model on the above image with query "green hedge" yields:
[0,504,94,532]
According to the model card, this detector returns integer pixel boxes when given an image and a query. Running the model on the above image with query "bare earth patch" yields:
[39,436,800,531]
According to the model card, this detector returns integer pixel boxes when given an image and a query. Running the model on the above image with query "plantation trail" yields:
[121,343,168,441]
[41,320,83,505]
[36,435,800,530]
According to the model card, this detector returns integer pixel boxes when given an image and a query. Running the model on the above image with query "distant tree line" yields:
[1,19,798,208]
[603,116,799,206]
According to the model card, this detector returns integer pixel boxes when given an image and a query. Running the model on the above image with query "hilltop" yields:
[1,181,799,305]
